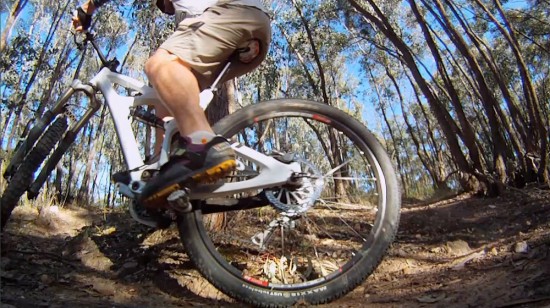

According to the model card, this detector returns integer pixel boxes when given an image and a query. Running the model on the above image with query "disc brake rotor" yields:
[265,156,324,216]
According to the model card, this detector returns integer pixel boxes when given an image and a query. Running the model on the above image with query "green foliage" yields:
[1,0,548,204]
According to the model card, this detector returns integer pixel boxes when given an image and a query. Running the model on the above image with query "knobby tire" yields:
[177,99,401,307]
[1,116,68,230]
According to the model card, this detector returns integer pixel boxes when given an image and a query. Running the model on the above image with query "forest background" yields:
[1,0,549,206]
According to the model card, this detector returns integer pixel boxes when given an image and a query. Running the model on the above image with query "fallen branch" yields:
[451,250,485,270]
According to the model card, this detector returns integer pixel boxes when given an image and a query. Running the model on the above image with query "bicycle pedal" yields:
[192,159,237,183]
[167,189,192,213]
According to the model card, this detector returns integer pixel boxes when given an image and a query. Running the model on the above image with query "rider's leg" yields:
[147,54,216,159]
[145,50,212,136]
[141,50,236,206]
[139,4,271,207]
[153,106,168,157]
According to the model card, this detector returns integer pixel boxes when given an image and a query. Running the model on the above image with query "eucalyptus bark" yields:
[403,73,446,189]
[0,0,29,52]
[291,0,331,105]
[78,106,108,204]
[18,0,70,114]
[409,0,484,174]
[203,80,236,231]
[0,109,16,150]
[347,0,474,191]
[428,0,508,189]
[368,63,408,195]
[445,0,528,183]
[284,2,349,198]
[473,0,548,182]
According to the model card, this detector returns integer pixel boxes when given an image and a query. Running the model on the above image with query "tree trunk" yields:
[77,123,95,204]
[0,108,15,150]
[429,0,508,191]
[475,0,548,182]
[402,74,445,190]
[291,0,330,105]
[37,32,71,116]
[54,163,65,203]
[4,0,71,154]
[348,0,476,192]
[203,80,236,231]
[77,106,108,204]
[4,105,24,151]
[409,0,485,175]
[446,1,528,163]
[0,0,29,53]
[367,63,408,195]
[18,0,70,118]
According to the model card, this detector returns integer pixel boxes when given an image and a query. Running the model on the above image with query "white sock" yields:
[187,131,216,144]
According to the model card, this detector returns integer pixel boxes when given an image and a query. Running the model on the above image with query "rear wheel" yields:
[1,116,68,230]
[178,99,401,306]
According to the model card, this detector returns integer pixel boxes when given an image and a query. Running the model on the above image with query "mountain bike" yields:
[0,32,401,307]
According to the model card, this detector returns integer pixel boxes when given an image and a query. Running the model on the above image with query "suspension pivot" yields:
[167,189,192,212]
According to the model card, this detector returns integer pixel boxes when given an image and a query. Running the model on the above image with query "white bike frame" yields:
[73,66,300,200]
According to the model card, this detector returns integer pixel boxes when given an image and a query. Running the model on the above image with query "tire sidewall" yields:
[179,99,401,306]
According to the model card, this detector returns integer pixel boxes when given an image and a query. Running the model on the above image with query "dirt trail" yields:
[1,187,549,308]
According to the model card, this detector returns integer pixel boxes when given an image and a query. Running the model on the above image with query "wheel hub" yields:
[265,155,324,216]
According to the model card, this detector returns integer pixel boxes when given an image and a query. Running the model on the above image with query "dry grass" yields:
[4,185,99,238]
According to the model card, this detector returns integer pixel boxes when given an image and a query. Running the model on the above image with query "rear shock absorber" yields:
[131,107,164,129]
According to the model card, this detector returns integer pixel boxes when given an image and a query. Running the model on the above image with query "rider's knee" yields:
[144,53,163,78]
[145,50,190,81]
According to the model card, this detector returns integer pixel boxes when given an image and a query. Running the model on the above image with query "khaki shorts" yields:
[160,4,271,90]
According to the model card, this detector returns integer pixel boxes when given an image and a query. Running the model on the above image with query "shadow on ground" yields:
[1,186,550,308]
[1,208,235,307]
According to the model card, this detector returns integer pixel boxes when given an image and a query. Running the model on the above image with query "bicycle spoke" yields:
[324,159,352,178]
[177,100,399,306]
[178,100,400,303]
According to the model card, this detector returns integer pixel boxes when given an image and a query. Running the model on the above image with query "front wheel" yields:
[1,116,68,230]
[178,99,401,306]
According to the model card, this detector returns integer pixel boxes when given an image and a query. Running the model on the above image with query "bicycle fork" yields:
[26,80,101,199]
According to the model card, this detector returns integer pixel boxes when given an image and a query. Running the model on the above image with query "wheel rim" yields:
[201,108,390,290]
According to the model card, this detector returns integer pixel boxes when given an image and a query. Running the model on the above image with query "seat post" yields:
[210,61,232,91]
[199,61,232,110]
